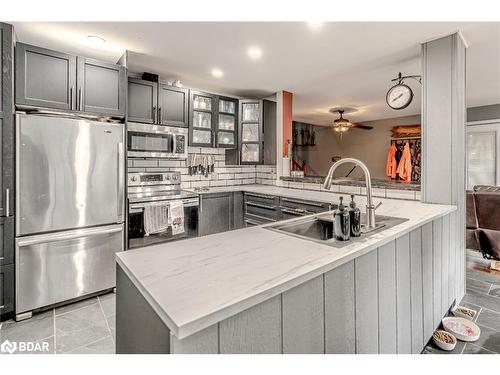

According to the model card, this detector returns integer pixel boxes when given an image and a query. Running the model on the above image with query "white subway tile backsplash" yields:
[158,160,181,168]
[133,159,159,168]
[191,180,210,188]
[302,182,321,191]
[386,189,416,200]
[338,185,362,195]
[210,180,227,187]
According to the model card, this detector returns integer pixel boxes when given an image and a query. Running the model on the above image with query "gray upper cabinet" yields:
[16,43,126,117]
[158,85,188,127]
[15,42,76,111]
[77,57,126,117]
[128,77,157,123]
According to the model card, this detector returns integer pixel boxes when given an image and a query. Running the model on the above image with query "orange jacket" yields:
[385,143,397,179]
[396,142,412,182]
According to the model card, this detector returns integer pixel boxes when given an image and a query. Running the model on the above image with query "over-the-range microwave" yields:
[127,122,188,159]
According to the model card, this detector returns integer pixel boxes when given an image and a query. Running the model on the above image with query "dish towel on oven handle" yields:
[168,200,185,236]
[143,204,169,236]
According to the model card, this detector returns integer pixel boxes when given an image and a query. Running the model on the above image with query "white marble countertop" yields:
[116,185,456,339]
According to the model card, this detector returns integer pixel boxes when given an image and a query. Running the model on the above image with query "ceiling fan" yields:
[329,109,373,137]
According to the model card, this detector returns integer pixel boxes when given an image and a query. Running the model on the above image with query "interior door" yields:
[77,57,126,116]
[17,114,124,235]
[15,43,76,111]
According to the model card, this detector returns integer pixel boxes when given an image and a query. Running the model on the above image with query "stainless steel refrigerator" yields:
[15,113,125,319]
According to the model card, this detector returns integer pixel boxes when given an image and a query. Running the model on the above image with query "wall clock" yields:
[386,83,413,110]
[386,72,421,110]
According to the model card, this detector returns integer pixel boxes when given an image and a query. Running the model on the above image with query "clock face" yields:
[386,84,413,110]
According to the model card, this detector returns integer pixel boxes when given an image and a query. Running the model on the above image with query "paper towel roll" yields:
[282,157,290,177]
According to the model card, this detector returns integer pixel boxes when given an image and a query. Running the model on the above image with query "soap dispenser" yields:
[334,196,350,241]
[349,194,361,237]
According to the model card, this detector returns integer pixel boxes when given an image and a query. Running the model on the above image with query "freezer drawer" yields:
[16,224,123,314]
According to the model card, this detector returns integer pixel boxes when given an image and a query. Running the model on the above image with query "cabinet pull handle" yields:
[245,201,276,210]
[158,107,162,124]
[5,188,9,217]
[79,88,83,111]
[70,86,74,110]
[152,106,156,123]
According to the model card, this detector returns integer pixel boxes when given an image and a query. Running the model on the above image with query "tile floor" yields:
[423,250,500,354]
[0,293,116,354]
[1,250,499,354]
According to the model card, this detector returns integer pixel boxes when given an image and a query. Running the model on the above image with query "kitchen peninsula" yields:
[115,185,460,354]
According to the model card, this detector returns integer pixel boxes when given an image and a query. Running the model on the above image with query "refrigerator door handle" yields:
[17,224,123,247]
[5,188,9,217]
[117,142,124,223]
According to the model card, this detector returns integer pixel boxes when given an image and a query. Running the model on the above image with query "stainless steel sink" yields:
[265,212,408,248]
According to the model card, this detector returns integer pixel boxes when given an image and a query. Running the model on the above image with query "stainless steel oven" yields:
[127,122,188,159]
[127,172,199,249]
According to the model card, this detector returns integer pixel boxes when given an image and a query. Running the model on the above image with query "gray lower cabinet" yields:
[77,57,126,116]
[0,264,14,319]
[0,216,14,266]
[16,42,126,117]
[233,192,244,230]
[243,192,279,225]
[199,192,234,236]
[279,196,331,220]
[127,77,157,123]
[15,42,76,111]
[117,213,460,354]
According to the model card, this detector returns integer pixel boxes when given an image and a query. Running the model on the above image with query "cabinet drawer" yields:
[244,213,275,227]
[245,201,278,222]
[0,264,14,317]
[244,192,278,207]
[0,216,14,266]
[279,197,331,213]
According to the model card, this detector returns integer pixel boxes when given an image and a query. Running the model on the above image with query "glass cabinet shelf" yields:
[193,110,212,128]
[241,143,260,162]
[193,95,212,111]
[218,131,235,146]
[219,99,236,114]
[242,103,260,122]
[218,114,235,131]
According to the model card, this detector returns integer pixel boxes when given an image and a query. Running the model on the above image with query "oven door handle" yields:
[129,199,199,211]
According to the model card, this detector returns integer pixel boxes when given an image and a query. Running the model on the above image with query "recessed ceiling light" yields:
[86,35,106,45]
[247,46,262,60]
[211,68,224,78]
[307,22,324,30]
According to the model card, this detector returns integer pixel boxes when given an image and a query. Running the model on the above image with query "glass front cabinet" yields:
[240,100,263,164]
[217,96,238,148]
[189,91,239,148]
[189,90,216,147]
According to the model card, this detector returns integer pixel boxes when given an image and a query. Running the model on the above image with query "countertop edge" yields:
[117,204,457,340]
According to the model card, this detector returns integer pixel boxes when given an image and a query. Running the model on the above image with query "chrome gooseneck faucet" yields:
[323,158,381,228]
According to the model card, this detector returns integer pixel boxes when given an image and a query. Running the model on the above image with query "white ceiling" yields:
[11,22,500,124]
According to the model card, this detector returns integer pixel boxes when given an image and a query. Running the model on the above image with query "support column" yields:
[421,33,467,301]
[276,91,293,177]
